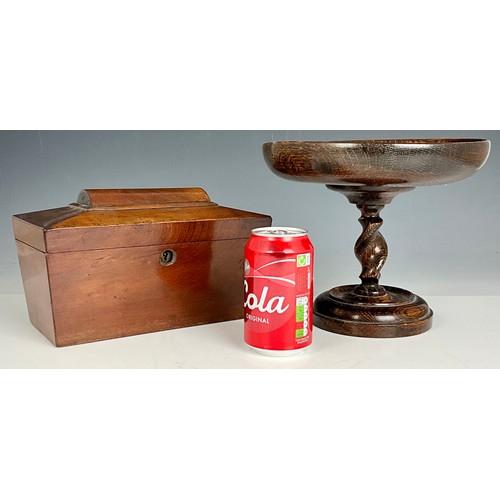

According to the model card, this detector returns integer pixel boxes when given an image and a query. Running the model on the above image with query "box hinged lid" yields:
[13,188,271,253]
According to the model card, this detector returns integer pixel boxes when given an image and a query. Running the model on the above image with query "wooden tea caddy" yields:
[13,188,271,346]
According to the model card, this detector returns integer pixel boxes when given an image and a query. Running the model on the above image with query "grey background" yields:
[1,131,498,297]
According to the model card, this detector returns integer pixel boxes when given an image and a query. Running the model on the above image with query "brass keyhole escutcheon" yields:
[160,249,176,266]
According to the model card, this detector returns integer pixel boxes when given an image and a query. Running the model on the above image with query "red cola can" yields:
[244,227,314,356]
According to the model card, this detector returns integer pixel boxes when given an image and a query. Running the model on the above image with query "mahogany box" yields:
[12,188,271,346]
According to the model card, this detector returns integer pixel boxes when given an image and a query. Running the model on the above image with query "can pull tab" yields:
[160,249,176,266]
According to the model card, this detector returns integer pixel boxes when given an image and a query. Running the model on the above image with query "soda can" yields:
[244,227,314,356]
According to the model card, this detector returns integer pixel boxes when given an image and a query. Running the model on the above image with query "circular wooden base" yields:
[313,285,433,338]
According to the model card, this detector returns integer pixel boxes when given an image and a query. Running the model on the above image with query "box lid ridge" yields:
[12,188,272,253]
[73,187,218,211]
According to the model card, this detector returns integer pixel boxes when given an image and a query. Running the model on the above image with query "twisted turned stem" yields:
[326,185,415,298]
[353,204,387,297]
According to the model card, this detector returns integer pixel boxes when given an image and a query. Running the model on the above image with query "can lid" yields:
[251,226,308,237]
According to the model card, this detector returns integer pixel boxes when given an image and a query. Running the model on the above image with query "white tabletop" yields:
[0,294,499,368]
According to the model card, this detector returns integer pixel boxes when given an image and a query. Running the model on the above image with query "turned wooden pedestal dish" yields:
[263,139,490,338]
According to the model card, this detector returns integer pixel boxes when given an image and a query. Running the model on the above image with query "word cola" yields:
[244,227,314,356]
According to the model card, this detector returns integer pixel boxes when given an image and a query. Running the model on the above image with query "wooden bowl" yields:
[263,139,490,188]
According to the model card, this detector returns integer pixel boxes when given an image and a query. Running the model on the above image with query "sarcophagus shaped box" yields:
[12,188,271,346]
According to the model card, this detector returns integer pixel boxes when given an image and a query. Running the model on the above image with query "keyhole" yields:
[160,249,176,266]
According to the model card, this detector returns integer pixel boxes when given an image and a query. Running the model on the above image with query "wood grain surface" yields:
[314,285,433,338]
[13,188,272,346]
[47,239,248,346]
[263,138,490,187]
[75,187,217,210]
[15,241,56,344]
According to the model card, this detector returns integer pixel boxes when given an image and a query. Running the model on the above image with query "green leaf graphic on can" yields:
[296,305,304,322]
[297,254,307,267]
